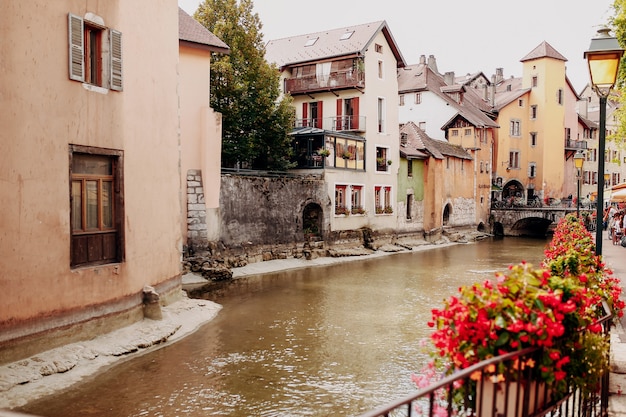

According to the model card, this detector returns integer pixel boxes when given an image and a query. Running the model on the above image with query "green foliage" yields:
[194,0,295,170]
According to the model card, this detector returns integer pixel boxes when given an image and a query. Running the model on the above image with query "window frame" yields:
[68,13,123,91]
[70,145,124,268]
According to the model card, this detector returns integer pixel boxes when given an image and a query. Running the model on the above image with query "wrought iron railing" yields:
[565,139,588,150]
[358,301,613,417]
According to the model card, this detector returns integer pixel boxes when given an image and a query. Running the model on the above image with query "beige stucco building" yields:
[0,2,225,363]
[265,21,405,237]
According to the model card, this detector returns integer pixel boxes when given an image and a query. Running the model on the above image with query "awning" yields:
[491,184,502,191]
[611,188,626,202]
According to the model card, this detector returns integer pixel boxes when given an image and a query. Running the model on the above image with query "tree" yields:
[604,1,626,146]
[195,0,294,170]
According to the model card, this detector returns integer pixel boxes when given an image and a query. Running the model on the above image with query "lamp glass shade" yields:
[574,151,585,169]
[587,53,621,92]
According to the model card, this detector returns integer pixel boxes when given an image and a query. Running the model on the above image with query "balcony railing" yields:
[294,116,366,132]
[565,139,588,150]
[358,301,612,417]
[284,68,365,95]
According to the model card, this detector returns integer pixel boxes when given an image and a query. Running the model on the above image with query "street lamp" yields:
[574,150,585,217]
[584,27,624,256]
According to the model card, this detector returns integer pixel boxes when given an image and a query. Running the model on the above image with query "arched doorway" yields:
[443,203,452,226]
[302,203,323,239]
[502,180,524,200]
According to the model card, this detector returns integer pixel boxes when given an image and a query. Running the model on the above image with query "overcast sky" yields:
[179,0,615,93]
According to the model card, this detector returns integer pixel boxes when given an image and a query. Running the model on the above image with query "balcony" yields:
[565,139,587,150]
[284,67,365,95]
[294,116,366,133]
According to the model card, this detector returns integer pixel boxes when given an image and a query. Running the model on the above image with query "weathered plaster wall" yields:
[218,174,332,247]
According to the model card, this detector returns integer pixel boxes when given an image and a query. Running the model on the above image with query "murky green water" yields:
[20,237,548,417]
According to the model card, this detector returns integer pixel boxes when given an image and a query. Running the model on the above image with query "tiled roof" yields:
[400,122,472,160]
[578,114,598,129]
[178,8,229,53]
[265,21,405,68]
[520,41,567,62]
[493,77,530,110]
[398,63,498,129]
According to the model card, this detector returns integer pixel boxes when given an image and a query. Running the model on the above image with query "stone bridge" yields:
[491,207,579,237]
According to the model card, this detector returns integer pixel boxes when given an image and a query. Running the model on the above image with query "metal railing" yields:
[358,302,612,417]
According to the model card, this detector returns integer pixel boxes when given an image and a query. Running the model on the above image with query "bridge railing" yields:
[357,302,612,417]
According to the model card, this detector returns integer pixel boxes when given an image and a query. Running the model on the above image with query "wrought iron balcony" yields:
[565,139,588,150]
[284,68,365,95]
[294,116,366,133]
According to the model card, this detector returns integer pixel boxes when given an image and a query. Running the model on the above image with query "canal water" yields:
[21,237,548,417]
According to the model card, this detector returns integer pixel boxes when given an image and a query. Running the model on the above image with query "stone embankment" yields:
[183,228,491,281]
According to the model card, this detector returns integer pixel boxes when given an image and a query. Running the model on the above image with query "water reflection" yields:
[21,237,548,417]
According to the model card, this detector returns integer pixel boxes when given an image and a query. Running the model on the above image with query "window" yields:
[350,185,363,214]
[418,121,426,131]
[375,43,383,53]
[334,185,347,215]
[464,128,472,136]
[531,105,537,119]
[304,37,318,46]
[518,99,524,107]
[70,146,124,267]
[530,132,537,147]
[528,162,537,178]
[68,13,122,91]
[376,147,389,172]
[377,98,385,133]
[480,161,484,173]
[327,136,365,171]
[415,93,422,104]
[446,157,450,169]
[557,89,563,105]
[509,150,520,169]
[407,159,413,177]
[532,76,538,87]
[340,31,354,40]
[374,186,393,214]
[378,60,384,79]
[451,129,459,137]
[509,120,521,136]
[399,94,405,106]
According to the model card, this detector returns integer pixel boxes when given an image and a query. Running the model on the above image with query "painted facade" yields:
[0,1,225,363]
[493,42,580,204]
[178,8,229,250]
[265,21,405,237]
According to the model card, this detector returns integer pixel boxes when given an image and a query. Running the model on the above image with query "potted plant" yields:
[342,151,352,160]
[351,206,365,215]
[376,157,386,166]
[318,148,330,157]
[335,205,349,216]
[421,215,623,408]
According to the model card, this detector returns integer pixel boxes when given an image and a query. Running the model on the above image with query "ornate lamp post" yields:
[574,150,585,217]
[584,28,624,256]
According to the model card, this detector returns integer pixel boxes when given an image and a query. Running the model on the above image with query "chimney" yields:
[419,55,426,65]
[483,84,488,101]
[490,75,496,107]
[444,71,455,85]
[495,68,504,84]
[400,132,408,146]
[428,55,439,74]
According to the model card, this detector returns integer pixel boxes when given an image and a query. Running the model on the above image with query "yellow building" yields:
[493,42,581,204]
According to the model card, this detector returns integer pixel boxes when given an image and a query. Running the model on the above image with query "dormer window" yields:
[304,37,318,47]
[340,31,354,40]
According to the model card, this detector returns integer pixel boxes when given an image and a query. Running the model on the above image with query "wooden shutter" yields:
[302,103,308,127]
[316,101,323,129]
[352,96,359,130]
[110,29,123,91]
[336,99,342,130]
[68,13,84,82]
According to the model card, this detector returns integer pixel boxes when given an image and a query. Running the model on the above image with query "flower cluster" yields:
[422,215,623,398]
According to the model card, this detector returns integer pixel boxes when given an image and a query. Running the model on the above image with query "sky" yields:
[178,0,615,92]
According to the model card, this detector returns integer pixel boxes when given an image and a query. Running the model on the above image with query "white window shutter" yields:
[68,13,84,82]
[110,29,123,91]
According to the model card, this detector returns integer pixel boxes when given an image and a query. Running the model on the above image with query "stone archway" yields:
[302,203,323,239]
[443,203,452,226]
[502,180,525,199]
